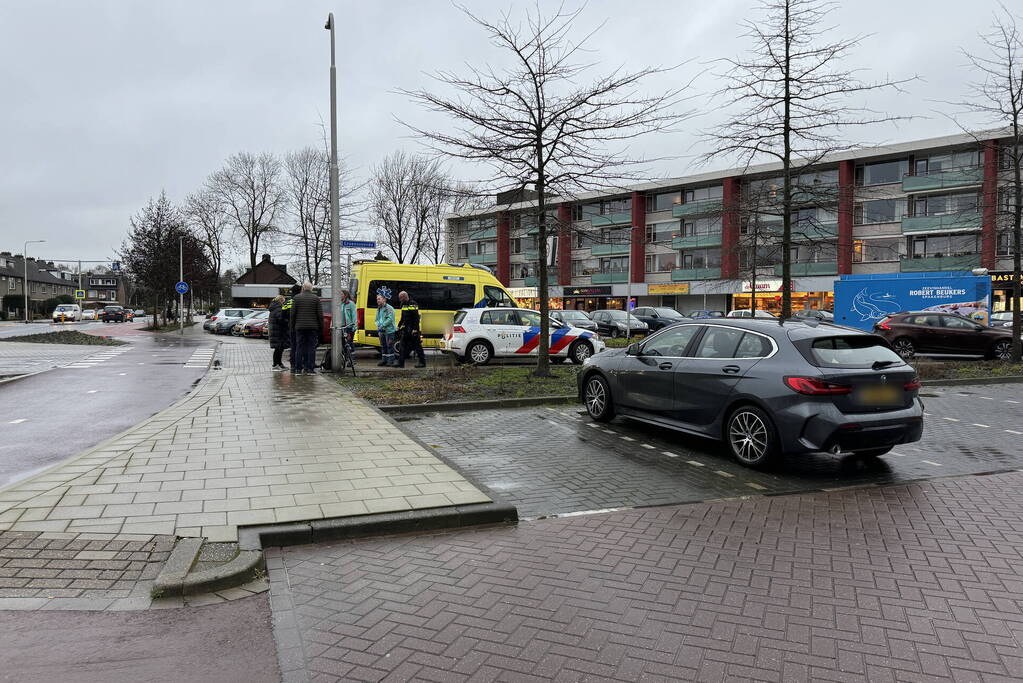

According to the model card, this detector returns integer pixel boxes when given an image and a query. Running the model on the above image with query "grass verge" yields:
[145,321,198,333]
[0,331,125,346]
[338,364,579,405]
[916,360,1023,381]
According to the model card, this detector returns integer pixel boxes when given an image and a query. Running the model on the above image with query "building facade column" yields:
[982,140,999,270]
[720,176,741,279]
[496,211,511,286]
[838,159,855,275]
[557,204,573,285]
[630,191,646,283]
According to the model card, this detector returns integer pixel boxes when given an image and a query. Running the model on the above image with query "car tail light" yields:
[784,376,852,396]
[904,378,921,391]
[877,319,892,331]
[357,307,365,330]
[452,325,466,334]
[210,316,218,321]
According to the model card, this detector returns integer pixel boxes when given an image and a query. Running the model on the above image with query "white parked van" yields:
[51,304,82,322]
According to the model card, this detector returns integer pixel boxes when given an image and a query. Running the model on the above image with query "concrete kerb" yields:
[0,368,47,386]
[379,394,577,414]
[923,375,1023,387]
[238,502,519,550]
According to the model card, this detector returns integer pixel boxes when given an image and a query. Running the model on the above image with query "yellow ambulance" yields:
[350,261,519,348]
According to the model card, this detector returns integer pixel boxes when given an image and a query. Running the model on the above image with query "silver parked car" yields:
[578,319,923,468]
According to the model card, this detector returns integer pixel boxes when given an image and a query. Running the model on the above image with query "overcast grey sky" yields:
[0,0,1006,267]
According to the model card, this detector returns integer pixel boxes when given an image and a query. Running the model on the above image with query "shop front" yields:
[730,278,834,315]
[991,270,1022,312]
[508,286,564,311]
[561,286,619,312]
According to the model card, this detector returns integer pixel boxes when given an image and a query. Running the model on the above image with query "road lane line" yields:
[972,423,990,428]
[979,397,994,400]
[662,451,679,458]
[715,471,735,478]
[943,417,960,422]
[8,419,27,424]
[1006,430,1023,435]
[687,460,705,467]
[640,444,655,449]
[921,460,943,466]
[619,435,635,441]
[1008,400,1020,404]
[87,390,98,394]
[746,482,767,490]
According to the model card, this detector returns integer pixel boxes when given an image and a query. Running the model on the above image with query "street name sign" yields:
[341,240,376,249]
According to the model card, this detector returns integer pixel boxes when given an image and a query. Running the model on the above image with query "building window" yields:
[852,237,905,263]
[601,198,631,215]
[855,159,909,186]
[575,231,595,249]
[456,243,469,259]
[739,246,782,270]
[909,233,980,259]
[572,258,599,276]
[87,290,97,299]
[516,263,537,279]
[645,221,679,244]
[475,240,496,255]
[854,199,907,225]
[910,192,979,217]
[997,232,1017,257]
[913,150,981,176]
[682,217,722,237]
[646,191,682,213]
[680,248,722,269]
[8,278,15,291]
[683,185,723,204]
[599,256,629,274]
[789,241,838,263]
[645,253,678,273]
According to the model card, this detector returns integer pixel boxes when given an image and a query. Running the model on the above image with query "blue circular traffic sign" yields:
[175,281,189,294]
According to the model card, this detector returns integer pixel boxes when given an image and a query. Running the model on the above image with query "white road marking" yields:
[9,419,27,424]
[585,423,599,428]
[943,417,960,422]
[662,451,679,458]
[600,428,614,434]
[890,451,906,457]
[979,397,994,400]
[921,460,943,466]
[1006,429,1023,435]
[87,390,98,394]
[1008,400,1020,404]
[715,470,735,478]
[972,423,991,428]
[619,436,635,442]
[687,460,705,467]
[118,373,126,376]
[746,482,767,490]
[640,444,655,449]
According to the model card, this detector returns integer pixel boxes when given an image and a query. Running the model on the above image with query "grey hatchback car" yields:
[578,319,923,467]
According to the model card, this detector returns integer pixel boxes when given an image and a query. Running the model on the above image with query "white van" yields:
[52,304,82,322]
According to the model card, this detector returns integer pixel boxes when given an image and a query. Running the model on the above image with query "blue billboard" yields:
[834,271,992,331]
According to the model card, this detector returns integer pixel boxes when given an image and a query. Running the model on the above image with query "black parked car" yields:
[631,306,687,331]
[590,310,649,338]
[550,309,598,332]
[990,311,1017,328]
[873,312,1013,360]
[578,319,923,468]
[791,309,834,322]
[100,305,126,323]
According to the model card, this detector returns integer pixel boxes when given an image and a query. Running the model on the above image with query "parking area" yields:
[400,382,1023,519]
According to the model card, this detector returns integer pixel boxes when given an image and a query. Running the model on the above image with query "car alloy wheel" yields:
[467,341,491,365]
[892,338,915,359]
[727,407,775,467]
[584,374,614,422]
[994,340,1013,361]
[571,340,593,365]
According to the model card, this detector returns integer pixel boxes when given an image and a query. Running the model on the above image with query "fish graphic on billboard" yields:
[851,288,901,321]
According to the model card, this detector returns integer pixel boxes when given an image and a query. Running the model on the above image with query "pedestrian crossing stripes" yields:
[64,346,133,368]
[184,348,216,368]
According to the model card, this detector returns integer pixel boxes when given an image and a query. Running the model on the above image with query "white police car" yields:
[441,307,605,365]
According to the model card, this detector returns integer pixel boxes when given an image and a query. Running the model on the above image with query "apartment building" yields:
[444,130,1019,315]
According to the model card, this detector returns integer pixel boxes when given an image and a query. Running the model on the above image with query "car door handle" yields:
[659,362,673,370]
[722,365,741,374]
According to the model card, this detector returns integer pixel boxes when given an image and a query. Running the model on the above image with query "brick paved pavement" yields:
[0,340,489,541]
[269,470,1023,682]
[0,341,113,375]
[402,382,1023,519]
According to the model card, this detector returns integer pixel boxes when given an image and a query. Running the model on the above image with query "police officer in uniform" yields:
[396,290,426,368]
[282,284,302,373]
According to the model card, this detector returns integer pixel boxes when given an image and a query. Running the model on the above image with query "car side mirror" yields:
[975,325,985,331]
[626,343,641,356]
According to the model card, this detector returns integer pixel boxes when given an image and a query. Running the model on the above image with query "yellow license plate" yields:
[859,385,900,405]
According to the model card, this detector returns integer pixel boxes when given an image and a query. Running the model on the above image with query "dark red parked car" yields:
[873,312,1013,360]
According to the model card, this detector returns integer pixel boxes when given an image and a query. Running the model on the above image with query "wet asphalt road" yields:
[0,320,113,339]
[0,330,215,488]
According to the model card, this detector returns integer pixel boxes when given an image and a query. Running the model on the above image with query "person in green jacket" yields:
[375,293,397,367]
[339,289,357,367]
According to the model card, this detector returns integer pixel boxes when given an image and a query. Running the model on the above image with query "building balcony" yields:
[752,221,838,239]
[469,227,497,240]
[469,253,497,265]
[672,233,722,250]
[520,250,539,261]
[589,212,633,227]
[672,200,722,218]
[524,276,539,287]
[590,243,631,257]
[901,210,982,233]
[902,166,984,193]
[591,271,629,284]
[671,267,721,281]
[772,261,838,277]
[900,254,982,272]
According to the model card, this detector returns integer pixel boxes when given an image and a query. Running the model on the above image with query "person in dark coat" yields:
[267,295,290,371]
[396,290,426,368]
[290,282,324,375]
[284,283,301,373]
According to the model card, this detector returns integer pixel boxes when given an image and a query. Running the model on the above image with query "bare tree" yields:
[370,151,448,264]
[952,4,1023,361]
[209,152,285,270]
[403,4,691,377]
[183,189,229,305]
[283,147,333,284]
[703,0,911,319]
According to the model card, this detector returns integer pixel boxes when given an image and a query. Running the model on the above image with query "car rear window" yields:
[806,336,904,368]
[453,311,467,324]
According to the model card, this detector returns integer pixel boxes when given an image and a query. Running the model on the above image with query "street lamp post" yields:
[325,13,343,372]
[179,236,184,336]
[23,240,46,323]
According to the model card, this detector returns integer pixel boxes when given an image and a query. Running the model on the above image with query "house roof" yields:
[235,254,297,286]
[0,253,79,288]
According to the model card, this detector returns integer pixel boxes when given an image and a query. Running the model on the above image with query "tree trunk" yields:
[780,0,793,321]
[1012,124,1022,362]
[535,169,551,378]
